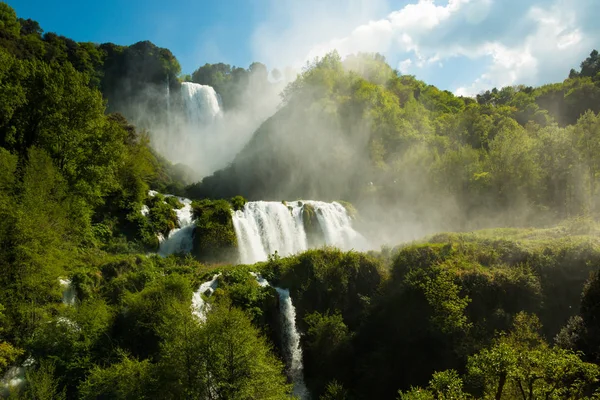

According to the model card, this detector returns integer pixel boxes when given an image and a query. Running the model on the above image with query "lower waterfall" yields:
[233,201,366,264]
[59,278,76,305]
[252,273,310,399]
[192,274,220,322]
[145,191,196,257]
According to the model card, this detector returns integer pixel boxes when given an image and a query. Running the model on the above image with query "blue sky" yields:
[9,0,263,72]
[8,0,600,95]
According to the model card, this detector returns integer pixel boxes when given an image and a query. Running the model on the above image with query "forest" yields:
[1,1,600,399]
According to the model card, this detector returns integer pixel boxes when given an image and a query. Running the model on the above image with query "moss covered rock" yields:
[146,194,179,237]
[192,199,238,264]
[165,196,184,209]
[302,203,325,247]
[337,200,358,220]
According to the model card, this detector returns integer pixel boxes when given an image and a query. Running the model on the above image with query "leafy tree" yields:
[158,301,292,399]
[78,353,155,400]
[0,2,20,36]
[399,370,469,400]
[23,360,66,400]
[466,313,599,399]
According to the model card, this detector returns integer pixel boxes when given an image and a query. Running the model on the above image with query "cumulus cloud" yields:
[252,0,600,95]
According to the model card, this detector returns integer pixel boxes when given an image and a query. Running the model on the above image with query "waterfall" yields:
[251,273,310,399]
[1,367,24,396]
[309,201,366,249]
[232,201,307,264]
[159,197,195,257]
[276,287,310,400]
[233,201,366,264]
[1,358,34,396]
[192,274,220,322]
[166,76,171,135]
[59,278,76,305]
[181,82,222,127]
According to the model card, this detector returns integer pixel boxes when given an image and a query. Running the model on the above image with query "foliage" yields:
[399,370,469,400]
[157,301,292,399]
[230,195,247,211]
[78,353,155,400]
[145,193,179,237]
[465,313,600,399]
[192,199,238,263]
[23,360,66,400]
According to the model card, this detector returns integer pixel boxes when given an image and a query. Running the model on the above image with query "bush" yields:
[230,195,247,211]
[164,196,184,210]
[191,199,238,263]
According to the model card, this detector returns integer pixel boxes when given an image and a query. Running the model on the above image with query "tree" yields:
[158,301,292,399]
[579,50,600,79]
[24,360,66,400]
[399,370,469,400]
[573,111,600,213]
[0,2,20,36]
[466,313,600,399]
[78,354,155,400]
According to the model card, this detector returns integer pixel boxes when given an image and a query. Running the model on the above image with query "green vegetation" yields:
[192,199,238,263]
[1,3,600,399]
[230,195,247,211]
[301,203,324,247]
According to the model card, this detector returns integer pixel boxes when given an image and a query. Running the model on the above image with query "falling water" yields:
[1,358,33,396]
[166,75,171,135]
[192,274,220,322]
[1,367,24,396]
[309,201,366,249]
[59,278,76,305]
[233,201,366,264]
[251,273,310,399]
[232,201,307,264]
[159,197,195,256]
[181,82,222,126]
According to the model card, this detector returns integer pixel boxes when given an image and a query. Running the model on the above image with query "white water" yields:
[192,274,220,322]
[159,197,195,256]
[1,366,24,396]
[233,201,366,264]
[1,358,33,396]
[251,273,309,399]
[181,82,222,127]
[59,278,76,305]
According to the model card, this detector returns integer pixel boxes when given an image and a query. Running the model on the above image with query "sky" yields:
[9,0,600,96]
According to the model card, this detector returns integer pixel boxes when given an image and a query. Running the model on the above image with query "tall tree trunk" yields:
[495,372,507,400]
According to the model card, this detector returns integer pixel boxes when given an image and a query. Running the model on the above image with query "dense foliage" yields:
[1,3,600,400]
[191,199,238,264]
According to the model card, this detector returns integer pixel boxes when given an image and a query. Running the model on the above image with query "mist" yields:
[108,66,289,182]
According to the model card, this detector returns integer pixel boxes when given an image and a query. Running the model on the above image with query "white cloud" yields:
[398,58,413,74]
[252,0,600,95]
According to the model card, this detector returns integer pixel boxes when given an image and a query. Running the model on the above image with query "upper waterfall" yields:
[232,201,367,264]
[181,82,222,126]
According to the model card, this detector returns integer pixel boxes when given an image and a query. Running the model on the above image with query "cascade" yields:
[59,278,76,305]
[251,273,310,399]
[166,76,172,137]
[1,358,33,396]
[181,82,222,127]
[158,197,195,256]
[233,201,367,264]
[144,191,196,257]
[192,274,220,322]
[1,366,24,396]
